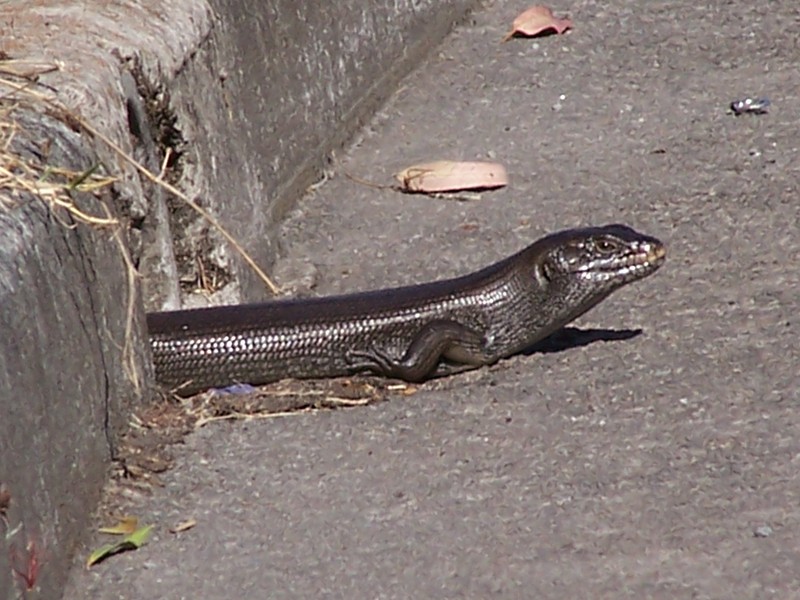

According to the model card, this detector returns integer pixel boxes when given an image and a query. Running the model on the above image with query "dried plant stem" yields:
[1,72,279,294]
[104,202,141,394]
[75,117,280,295]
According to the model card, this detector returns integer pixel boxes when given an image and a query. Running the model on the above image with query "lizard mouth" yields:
[633,242,666,270]
[616,242,666,277]
[580,241,666,282]
[648,244,667,262]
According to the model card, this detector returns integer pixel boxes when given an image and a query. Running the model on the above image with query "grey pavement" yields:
[66,0,800,598]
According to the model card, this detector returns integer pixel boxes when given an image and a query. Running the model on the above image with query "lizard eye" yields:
[594,238,620,254]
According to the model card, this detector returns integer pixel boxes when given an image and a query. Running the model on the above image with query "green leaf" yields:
[86,525,154,567]
[67,164,99,190]
[126,525,155,547]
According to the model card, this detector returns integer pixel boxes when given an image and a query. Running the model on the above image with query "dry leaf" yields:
[503,6,572,42]
[169,518,197,534]
[395,161,508,193]
[98,516,139,535]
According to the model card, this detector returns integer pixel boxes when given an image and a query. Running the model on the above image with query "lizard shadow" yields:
[521,327,642,355]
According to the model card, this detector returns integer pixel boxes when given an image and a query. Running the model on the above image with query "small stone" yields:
[753,525,773,538]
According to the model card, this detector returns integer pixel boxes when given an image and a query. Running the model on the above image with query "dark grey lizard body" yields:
[147,224,665,394]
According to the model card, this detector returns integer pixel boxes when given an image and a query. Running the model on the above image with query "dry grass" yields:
[0,56,280,393]
[0,94,118,222]
[0,59,277,291]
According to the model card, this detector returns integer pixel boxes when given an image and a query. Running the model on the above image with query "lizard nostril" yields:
[540,260,556,282]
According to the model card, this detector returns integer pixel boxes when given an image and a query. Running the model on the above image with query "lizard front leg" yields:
[346,319,492,382]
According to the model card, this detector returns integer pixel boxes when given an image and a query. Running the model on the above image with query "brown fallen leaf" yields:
[169,518,197,534]
[98,516,139,535]
[502,6,572,42]
[394,161,508,193]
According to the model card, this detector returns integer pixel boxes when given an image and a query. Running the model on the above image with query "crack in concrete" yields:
[63,204,118,461]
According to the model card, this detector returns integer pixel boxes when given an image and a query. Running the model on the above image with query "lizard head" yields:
[538,224,666,289]
[520,223,666,340]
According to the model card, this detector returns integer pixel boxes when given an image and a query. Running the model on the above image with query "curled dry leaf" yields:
[98,516,139,535]
[502,6,572,42]
[395,161,508,193]
[169,518,197,534]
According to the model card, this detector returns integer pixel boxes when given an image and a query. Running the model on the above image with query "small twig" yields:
[75,117,280,295]
[158,147,172,180]
[339,161,393,191]
[194,408,316,428]
[104,202,141,394]
[322,396,372,407]
[191,393,375,428]
[1,75,280,295]
[0,59,59,81]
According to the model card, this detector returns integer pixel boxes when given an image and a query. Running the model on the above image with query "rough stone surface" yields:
[0,109,146,599]
[169,0,479,306]
[1,0,215,313]
[64,0,800,598]
[2,2,214,596]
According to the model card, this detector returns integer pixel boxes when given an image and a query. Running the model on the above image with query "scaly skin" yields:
[147,224,666,394]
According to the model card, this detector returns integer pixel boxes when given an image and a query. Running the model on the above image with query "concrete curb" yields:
[0,106,146,598]
[0,1,478,597]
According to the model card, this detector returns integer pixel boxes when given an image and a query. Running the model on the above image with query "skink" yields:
[147,224,666,394]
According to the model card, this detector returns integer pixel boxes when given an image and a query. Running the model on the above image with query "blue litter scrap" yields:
[211,383,258,396]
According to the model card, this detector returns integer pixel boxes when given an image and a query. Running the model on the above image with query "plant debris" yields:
[86,522,154,567]
[503,6,573,42]
[394,160,508,193]
[169,518,197,534]
[98,516,140,535]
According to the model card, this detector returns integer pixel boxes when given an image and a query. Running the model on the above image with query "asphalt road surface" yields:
[66,0,800,598]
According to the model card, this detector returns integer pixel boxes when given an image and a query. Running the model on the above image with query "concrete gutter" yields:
[0,0,478,596]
